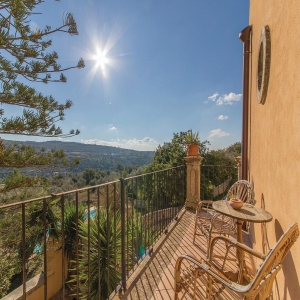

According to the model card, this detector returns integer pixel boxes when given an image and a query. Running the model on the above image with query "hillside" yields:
[0,140,155,178]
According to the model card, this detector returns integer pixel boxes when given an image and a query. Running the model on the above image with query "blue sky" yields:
[5,0,249,151]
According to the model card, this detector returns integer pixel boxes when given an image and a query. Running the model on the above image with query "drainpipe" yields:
[239,25,252,180]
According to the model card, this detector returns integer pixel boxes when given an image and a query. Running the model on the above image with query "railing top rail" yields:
[0,166,186,210]
[0,180,122,209]
[202,164,237,168]
[123,165,185,181]
[51,179,120,196]
[0,195,53,209]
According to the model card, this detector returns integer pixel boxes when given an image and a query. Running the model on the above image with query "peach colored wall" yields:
[46,244,65,299]
[248,1,300,299]
[27,283,44,300]
[28,242,65,300]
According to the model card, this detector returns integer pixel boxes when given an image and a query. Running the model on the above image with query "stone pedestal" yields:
[184,156,203,210]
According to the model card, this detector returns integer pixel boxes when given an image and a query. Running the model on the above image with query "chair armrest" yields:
[174,254,251,293]
[209,235,267,261]
[210,212,236,233]
[196,200,214,214]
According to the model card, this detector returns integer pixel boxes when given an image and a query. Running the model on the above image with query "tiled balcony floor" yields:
[116,208,255,300]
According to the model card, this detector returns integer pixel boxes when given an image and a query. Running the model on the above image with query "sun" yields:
[94,51,108,68]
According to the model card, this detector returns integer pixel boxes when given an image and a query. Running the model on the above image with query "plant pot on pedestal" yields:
[184,130,200,156]
[187,144,199,156]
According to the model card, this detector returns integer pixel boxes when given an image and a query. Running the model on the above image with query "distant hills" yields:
[0,140,155,178]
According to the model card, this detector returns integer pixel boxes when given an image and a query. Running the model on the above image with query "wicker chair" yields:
[193,180,254,253]
[175,223,299,300]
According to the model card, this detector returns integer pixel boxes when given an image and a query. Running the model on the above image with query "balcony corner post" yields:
[235,156,242,180]
[184,156,203,210]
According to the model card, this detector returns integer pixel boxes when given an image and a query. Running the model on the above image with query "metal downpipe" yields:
[239,25,252,180]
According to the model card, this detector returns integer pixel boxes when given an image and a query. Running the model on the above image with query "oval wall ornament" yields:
[257,25,271,104]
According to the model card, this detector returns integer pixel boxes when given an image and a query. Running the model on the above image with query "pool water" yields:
[84,208,96,221]
[33,230,50,254]
[33,210,97,254]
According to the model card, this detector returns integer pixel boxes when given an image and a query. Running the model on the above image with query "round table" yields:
[212,200,273,244]
[212,200,273,283]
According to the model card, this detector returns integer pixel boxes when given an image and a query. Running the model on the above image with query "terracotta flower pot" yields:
[187,144,199,156]
[228,198,244,210]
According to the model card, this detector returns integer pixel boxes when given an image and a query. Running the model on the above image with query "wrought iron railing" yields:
[0,165,186,300]
[200,164,238,200]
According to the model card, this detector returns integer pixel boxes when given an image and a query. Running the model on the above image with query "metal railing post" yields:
[22,203,26,300]
[61,194,65,300]
[43,199,48,300]
[120,178,127,292]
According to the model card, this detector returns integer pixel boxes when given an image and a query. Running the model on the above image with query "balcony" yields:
[114,208,253,300]
[0,163,239,300]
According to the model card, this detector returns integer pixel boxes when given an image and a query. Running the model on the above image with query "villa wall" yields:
[248,1,300,299]
[2,243,64,300]
[27,242,64,300]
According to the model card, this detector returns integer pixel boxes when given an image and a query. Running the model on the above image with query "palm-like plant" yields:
[184,130,200,145]
[63,202,86,264]
[69,206,160,299]
[27,199,60,242]
[12,199,60,273]
[70,207,124,299]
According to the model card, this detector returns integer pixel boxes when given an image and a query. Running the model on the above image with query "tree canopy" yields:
[0,0,85,168]
[145,131,210,172]
[144,132,241,199]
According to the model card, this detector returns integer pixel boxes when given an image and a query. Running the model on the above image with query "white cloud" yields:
[208,92,219,102]
[108,124,117,131]
[218,115,229,121]
[207,92,242,105]
[82,139,119,147]
[81,137,159,151]
[217,93,242,105]
[207,129,230,139]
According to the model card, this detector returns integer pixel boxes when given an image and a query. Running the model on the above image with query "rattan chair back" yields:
[244,223,299,299]
[176,223,299,300]
[226,179,255,204]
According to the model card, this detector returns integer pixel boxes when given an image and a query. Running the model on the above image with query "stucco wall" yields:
[2,242,64,300]
[248,1,300,299]
[26,242,67,300]
[28,242,65,300]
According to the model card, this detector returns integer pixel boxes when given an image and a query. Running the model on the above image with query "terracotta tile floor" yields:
[116,208,255,300]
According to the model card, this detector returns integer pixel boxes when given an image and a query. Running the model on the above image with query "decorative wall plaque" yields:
[257,25,271,104]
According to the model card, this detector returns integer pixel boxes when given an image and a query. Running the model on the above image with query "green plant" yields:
[69,207,124,299]
[184,130,200,145]
[61,202,86,277]
[0,198,60,297]
[0,1,84,171]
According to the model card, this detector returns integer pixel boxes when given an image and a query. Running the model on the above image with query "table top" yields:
[212,200,273,223]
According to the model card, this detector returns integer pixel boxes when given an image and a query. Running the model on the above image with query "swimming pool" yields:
[84,208,96,221]
[33,230,50,254]
[33,209,97,254]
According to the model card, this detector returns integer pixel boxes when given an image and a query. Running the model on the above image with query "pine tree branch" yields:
[0,1,85,146]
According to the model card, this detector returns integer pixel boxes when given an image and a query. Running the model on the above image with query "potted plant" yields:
[184,130,200,156]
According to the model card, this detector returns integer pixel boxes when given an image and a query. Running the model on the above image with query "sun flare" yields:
[94,51,108,68]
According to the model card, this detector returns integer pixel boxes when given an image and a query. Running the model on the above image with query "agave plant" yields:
[69,207,125,299]
[68,204,161,299]
[184,129,200,145]
[26,199,60,242]
[62,202,86,270]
